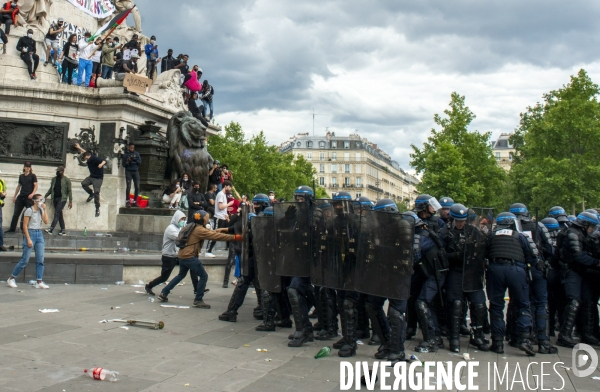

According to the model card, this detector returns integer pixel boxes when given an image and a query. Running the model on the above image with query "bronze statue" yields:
[166,111,213,192]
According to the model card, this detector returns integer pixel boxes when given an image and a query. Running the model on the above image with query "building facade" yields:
[279,132,420,205]
[491,133,516,171]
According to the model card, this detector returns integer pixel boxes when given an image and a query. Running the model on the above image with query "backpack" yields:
[112,59,124,72]
[175,222,197,248]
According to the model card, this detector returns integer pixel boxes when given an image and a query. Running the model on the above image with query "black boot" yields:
[366,301,389,358]
[406,296,417,340]
[315,288,338,340]
[557,299,579,348]
[469,303,490,351]
[538,339,558,354]
[223,248,234,288]
[415,300,437,353]
[356,296,370,340]
[460,301,471,336]
[253,289,263,320]
[490,336,504,354]
[287,288,313,347]
[581,303,600,346]
[219,278,247,322]
[517,332,536,356]
[338,299,357,357]
[387,307,406,363]
[256,290,276,331]
[369,334,381,346]
[448,300,462,353]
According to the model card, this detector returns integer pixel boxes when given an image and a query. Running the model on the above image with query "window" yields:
[331,177,337,186]
[307,152,312,160]
[331,141,337,148]
[319,177,325,186]
[344,141,350,149]
[344,177,351,186]
[307,141,313,148]
[356,177,362,186]
[331,152,337,161]
[356,193,361,198]
[495,152,501,160]
[319,141,326,148]
[355,164,361,174]
[345,164,351,173]
[344,153,350,161]
[331,164,338,173]
[319,152,325,160]
[356,152,361,160]
[509,152,514,160]
[319,164,325,173]
[296,142,301,147]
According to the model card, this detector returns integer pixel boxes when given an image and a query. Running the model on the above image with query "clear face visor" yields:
[427,197,442,212]
[513,219,523,233]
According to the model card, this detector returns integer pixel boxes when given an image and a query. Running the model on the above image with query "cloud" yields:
[133,0,600,169]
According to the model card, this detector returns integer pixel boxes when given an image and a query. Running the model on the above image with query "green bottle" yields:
[83,227,87,236]
[314,346,331,359]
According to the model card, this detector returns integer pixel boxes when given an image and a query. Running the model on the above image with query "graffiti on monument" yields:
[0,120,69,166]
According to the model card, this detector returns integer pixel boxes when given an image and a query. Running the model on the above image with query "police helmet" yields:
[293,185,314,201]
[439,197,455,208]
[585,209,600,220]
[374,198,398,213]
[332,191,352,201]
[548,206,568,223]
[495,212,521,231]
[402,210,425,227]
[414,194,442,213]
[509,203,529,219]
[449,203,468,221]
[541,217,560,232]
[315,198,332,209]
[354,196,374,210]
[575,211,600,229]
[252,193,270,211]
[263,207,274,216]
[567,215,576,222]
[248,212,257,222]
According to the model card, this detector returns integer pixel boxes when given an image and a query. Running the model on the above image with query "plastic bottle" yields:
[314,346,331,359]
[116,247,130,253]
[84,367,119,381]
[83,227,87,236]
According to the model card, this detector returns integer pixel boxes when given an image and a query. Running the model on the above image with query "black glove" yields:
[285,205,297,220]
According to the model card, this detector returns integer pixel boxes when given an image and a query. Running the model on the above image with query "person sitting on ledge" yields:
[16,28,39,80]
[187,92,209,127]
[114,53,140,96]
[163,179,183,209]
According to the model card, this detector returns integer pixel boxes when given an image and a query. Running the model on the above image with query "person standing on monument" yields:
[16,28,39,80]
[122,143,142,208]
[6,193,49,289]
[77,32,97,87]
[43,17,65,68]
[101,37,120,79]
[58,34,79,85]
[43,166,72,235]
[161,49,176,73]
[0,172,7,251]
[7,162,37,233]
[144,35,160,79]
[74,143,105,218]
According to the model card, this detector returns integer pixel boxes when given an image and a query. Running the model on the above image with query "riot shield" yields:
[463,207,493,292]
[313,199,359,291]
[240,204,250,276]
[355,210,414,300]
[251,215,281,293]
[310,199,333,286]
[274,202,312,277]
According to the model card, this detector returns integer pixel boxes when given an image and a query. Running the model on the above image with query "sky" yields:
[133,0,600,171]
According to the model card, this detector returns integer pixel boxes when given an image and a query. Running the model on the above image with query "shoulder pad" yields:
[413,234,421,252]
[526,235,539,256]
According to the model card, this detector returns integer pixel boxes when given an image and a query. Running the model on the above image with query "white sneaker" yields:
[205,252,216,258]
[7,278,17,288]
[35,282,49,289]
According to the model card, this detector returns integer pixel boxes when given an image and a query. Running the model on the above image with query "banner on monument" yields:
[123,74,153,95]
[66,0,116,19]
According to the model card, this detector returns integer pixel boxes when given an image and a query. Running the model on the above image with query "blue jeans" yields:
[11,230,45,280]
[161,257,208,301]
[0,207,3,246]
[101,64,113,79]
[77,58,93,86]
[202,99,213,120]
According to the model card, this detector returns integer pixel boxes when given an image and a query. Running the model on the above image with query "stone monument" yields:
[0,0,220,232]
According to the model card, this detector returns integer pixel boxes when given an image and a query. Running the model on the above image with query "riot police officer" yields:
[218,195,269,323]
[287,186,316,347]
[557,212,600,348]
[548,206,570,230]
[541,217,564,338]
[486,212,538,356]
[441,204,490,353]
[439,197,454,225]
[509,203,556,354]
[411,195,447,353]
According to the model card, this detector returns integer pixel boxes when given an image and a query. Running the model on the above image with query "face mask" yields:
[178,221,185,228]
[27,33,33,38]
[183,178,188,182]
[56,171,62,176]
[150,40,155,44]
[269,195,274,200]
[176,184,180,188]
[194,188,200,192]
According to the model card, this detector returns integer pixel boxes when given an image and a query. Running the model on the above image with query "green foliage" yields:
[207,122,325,200]
[395,200,409,213]
[509,69,600,214]
[410,92,506,209]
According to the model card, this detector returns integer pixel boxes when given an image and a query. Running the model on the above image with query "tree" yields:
[509,69,600,214]
[207,122,324,200]
[410,92,506,209]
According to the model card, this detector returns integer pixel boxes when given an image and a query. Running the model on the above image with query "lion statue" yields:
[166,111,213,192]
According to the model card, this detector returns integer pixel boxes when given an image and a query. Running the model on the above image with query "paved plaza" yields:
[0,282,599,392]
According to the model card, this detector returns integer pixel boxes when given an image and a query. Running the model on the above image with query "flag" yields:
[88,7,135,42]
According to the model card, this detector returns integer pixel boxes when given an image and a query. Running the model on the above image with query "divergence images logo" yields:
[572,343,599,378]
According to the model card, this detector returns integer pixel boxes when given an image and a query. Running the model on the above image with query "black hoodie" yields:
[16,35,36,54]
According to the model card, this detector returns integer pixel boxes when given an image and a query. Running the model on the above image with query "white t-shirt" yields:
[214,190,228,220]
[24,207,43,230]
